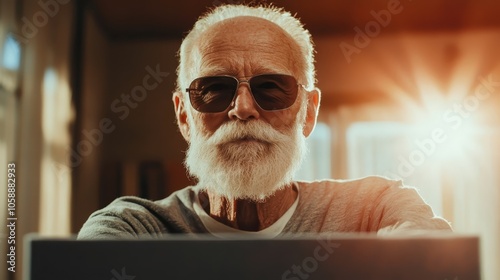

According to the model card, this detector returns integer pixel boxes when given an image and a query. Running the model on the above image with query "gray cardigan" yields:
[77,176,451,239]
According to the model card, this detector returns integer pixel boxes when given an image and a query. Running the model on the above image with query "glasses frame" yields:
[185,73,306,113]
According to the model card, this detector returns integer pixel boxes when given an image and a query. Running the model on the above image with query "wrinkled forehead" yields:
[192,16,303,77]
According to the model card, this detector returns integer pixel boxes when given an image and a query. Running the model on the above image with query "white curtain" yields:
[294,122,332,181]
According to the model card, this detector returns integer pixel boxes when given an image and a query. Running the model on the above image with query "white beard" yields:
[185,112,307,201]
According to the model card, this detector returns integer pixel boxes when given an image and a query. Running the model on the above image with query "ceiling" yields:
[88,0,500,40]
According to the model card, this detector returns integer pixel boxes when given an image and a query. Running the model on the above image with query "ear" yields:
[302,88,321,138]
[173,91,190,142]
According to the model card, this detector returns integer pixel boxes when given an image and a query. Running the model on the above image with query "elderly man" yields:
[78,4,451,239]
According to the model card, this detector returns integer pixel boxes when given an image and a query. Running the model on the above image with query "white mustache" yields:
[207,121,289,146]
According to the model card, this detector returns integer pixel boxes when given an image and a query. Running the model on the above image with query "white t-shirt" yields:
[192,185,299,238]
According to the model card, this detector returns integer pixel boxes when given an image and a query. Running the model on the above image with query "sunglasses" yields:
[186,74,304,113]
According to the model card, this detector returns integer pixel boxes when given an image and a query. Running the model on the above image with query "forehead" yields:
[194,16,301,77]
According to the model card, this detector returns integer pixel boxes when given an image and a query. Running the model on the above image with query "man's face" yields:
[174,16,319,201]
[187,16,307,136]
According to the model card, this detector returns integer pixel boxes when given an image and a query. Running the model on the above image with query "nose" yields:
[228,83,260,121]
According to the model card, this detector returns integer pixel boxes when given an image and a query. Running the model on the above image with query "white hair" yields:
[176,4,316,93]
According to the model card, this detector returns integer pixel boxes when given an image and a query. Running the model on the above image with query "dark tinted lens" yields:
[249,74,298,110]
[188,76,237,113]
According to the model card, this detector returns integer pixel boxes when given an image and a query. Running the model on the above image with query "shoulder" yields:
[99,186,196,215]
[296,175,403,197]
[78,187,197,239]
[102,196,160,212]
[293,176,451,232]
[294,176,429,216]
[293,176,406,218]
[296,176,429,210]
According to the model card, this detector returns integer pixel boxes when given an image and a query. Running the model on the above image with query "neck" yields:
[199,184,297,231]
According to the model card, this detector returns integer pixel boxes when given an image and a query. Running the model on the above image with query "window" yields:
[294,122,331,181]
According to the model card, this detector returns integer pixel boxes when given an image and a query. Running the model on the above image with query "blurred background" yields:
[0,0,499,279]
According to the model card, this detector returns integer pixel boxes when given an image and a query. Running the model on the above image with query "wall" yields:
[73,12,190,231]
[105,39,184,162]
[314,28,500,105]
[72,8,110,232]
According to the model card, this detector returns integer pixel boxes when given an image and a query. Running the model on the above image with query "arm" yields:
[370,182,452,234]
[77,197,169,239]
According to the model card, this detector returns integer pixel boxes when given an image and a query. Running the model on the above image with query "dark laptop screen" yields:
[26,234,480,280]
